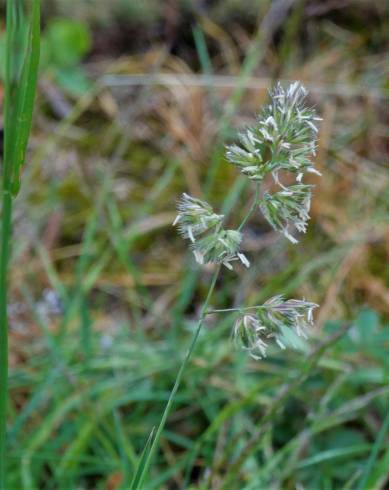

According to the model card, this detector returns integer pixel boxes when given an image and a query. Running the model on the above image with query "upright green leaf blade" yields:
[11,0,41,196]
[1,1,40,485]
[130,427,155,490]
[357,410,389,490]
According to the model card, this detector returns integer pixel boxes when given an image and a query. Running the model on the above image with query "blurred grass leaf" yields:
[1,16,92,95]
[53,66,91,95]
[45,18,91,67]
[4,0,40,196]
[130,427,155,490]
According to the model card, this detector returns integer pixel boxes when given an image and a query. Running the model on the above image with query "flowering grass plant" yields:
[131,80,322,487]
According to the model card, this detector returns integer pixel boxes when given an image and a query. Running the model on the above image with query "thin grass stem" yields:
[134,181,262,486]
[0,192,12,487]
[0,0,40,484]
[237,183,260,231]
[132,265,221,488]
[0,1,16,483]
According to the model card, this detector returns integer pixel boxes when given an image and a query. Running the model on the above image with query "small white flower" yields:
[172,214,180,226]
[307,120,318,133]
[187,226,195,243]
[237,253,250,268]
[193,249,204,265]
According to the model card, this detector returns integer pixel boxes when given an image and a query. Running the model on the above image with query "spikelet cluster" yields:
[174,194,249,270]
[259,184,312,244]
[226,82,320,183]
[227,81,321,243]
[233,296,318,359]
[174,193,223,243]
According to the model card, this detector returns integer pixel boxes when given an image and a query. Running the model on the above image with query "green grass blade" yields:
[130,427,155,490]
[192,25,220,118]
[11,0,41,196]
[296,444,371,469]
[1,1,40,486]
[357,409,389,490]
[3,0,20,174]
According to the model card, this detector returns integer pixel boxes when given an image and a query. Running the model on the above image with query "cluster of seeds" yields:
[233,296,318,359]
[174,82,321,359]
[259,183,313,244]
[227,82,321,243]
[174,193,249,270]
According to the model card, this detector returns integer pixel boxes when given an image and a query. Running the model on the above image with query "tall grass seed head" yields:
[174,82,321,360]
[226,81,321,183]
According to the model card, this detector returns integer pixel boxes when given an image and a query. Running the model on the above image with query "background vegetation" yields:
[1,0,388,488]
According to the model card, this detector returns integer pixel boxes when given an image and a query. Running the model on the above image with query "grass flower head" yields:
[174,193,249,270]
[233,295,318,359]
[226,81,321,184]
[174,193,223,242]
[259,183,313,243]
[193,229,249,270]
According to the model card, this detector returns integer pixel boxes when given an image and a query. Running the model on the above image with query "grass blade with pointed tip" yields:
[130,427,155,490]
[11,0,41,196]
[0,0,40,485]
[356,409,389,490]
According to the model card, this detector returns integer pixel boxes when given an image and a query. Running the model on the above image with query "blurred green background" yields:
[1,0,388,488]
